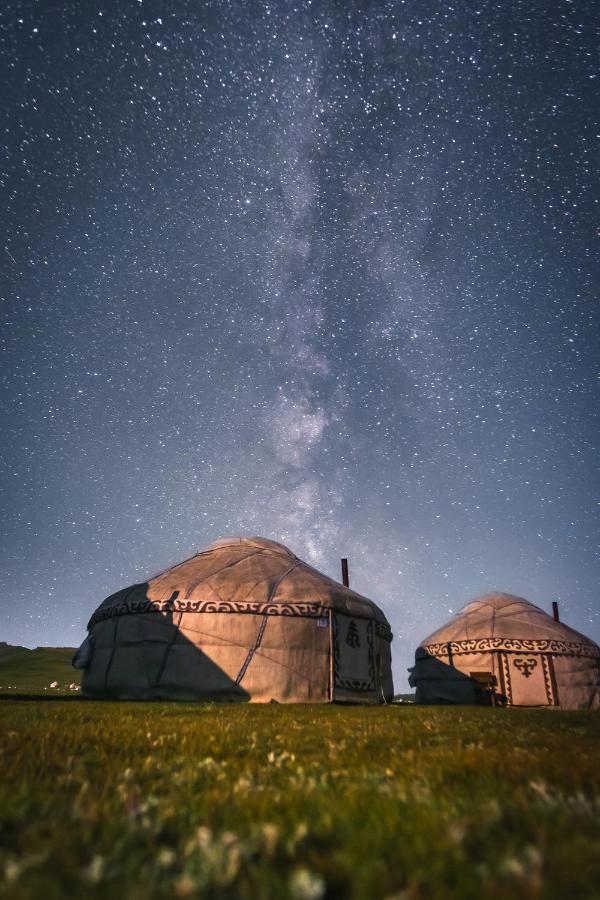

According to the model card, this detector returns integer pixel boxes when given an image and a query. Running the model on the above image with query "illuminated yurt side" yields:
[409,593,600,709]
[74,537,394,704]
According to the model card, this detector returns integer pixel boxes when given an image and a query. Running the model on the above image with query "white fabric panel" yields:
[412,593,599,709]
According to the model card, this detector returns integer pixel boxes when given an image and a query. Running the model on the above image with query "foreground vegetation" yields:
[0,701,599,899]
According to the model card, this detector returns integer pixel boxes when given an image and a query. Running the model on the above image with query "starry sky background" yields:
[1,0,598,688]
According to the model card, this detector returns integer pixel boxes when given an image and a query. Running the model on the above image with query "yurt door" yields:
[503,653,555,706]
[332,614,376,696]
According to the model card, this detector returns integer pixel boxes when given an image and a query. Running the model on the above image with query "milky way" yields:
[1,1,598,687]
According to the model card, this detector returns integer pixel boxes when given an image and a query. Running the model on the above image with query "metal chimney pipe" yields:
[341,558,349,588]
[552,601,560,622]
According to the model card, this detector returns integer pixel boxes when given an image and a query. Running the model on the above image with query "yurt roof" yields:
[420,592,599,654]
[89,536,391,628]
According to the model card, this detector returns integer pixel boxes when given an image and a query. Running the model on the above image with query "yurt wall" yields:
[409,593,600,710]
[75,538,394,705]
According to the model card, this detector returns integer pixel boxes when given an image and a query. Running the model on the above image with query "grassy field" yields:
[0,701,599,899]
[0,644,79,694]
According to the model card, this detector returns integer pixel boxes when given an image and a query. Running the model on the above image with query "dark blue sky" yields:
[1,0,598,687]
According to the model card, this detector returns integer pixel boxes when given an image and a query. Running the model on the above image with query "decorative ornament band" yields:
[88,598,393,640]
[335,677,377,693]
[423,637,599,659]
[375,622,393,641]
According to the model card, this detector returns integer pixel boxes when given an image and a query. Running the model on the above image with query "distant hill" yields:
[0,643,79,693]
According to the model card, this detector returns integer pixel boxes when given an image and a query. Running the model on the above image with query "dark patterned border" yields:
[89,597,393,636]
[336,678,376,691]
[423,638,599,659]
[89,598,327,628]
[541,654,556,706]
[498,651,511,704]
[501,651,556,707]
[375,622,393,643]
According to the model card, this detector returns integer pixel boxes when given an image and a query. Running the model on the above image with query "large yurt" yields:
[74,537,394,703]
[409,593,600,709]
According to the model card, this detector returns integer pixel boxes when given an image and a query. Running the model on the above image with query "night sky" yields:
[1,1,598,688]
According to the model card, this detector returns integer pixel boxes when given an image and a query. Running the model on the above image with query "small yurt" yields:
[409,593,600,709]
[74,537,394,703]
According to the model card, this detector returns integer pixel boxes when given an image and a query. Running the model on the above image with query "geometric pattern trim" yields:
[375,621,393,642]
[89,596,393,642]
[498,651,556,707]
[423,637,599,659]
[541,654,557,706]
[499,651,512,705]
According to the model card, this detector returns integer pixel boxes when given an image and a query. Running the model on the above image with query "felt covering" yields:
[77,537,394,704]
[409,593,600,709]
